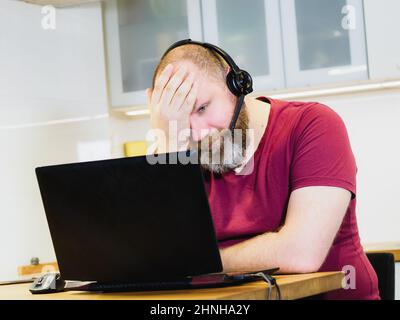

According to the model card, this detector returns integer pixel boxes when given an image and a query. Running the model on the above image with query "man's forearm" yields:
[220,228,320,274]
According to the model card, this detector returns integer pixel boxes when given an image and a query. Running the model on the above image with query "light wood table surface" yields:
[0,271,343,300]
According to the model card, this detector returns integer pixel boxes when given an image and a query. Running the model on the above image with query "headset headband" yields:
[162,39,241,74]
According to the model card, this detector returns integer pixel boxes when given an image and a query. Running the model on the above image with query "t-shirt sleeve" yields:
[290,103,357,199]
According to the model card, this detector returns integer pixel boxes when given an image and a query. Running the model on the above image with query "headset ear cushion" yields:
[226,70,253,96]
[226,70,241,96]
[238,70,253,95]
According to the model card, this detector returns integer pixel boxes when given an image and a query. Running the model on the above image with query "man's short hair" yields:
[151,44,229,89]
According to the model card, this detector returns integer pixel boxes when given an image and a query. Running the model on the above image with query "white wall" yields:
[0,0,110,281]
[109,114,150,158]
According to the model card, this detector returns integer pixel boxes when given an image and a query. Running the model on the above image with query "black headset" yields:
[161,39,253,131]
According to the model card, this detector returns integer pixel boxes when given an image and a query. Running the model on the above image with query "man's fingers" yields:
[181,82,198,114]
[170,73,195,112]
[151,64,173,105]
[160,65,188,108]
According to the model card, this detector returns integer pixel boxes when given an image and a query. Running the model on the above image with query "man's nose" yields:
[190,118,211,142]
[191,128,210,142]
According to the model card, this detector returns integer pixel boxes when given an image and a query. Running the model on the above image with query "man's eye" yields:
[198,105,207,113]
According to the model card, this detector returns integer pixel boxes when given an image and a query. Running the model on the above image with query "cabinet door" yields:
[201,0,285,91]
[104,0,202,108]
[281,0,368,88]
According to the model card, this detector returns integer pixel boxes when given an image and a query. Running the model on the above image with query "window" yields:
[104,0,202,108]
[201,0,284,91]
[280,0,368,87]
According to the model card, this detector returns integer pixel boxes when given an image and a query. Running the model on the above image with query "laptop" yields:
[35,152,278,292]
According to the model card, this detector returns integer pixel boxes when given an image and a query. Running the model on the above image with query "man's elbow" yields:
[284,247,326,273]
[302,244,331,272]
[294,256,323,273]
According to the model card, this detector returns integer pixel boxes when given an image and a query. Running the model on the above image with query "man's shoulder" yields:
[257,96,321,118]
[269,98,344,127]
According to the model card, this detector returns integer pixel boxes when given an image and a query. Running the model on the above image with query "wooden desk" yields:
[363,242,400,261]
[0,272,343,300]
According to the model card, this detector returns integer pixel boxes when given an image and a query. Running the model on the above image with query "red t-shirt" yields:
[203,97,379,300]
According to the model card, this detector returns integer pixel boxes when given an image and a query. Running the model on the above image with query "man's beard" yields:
[189,105,250,174]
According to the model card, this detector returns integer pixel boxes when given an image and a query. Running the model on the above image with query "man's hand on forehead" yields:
[147,64,198,153]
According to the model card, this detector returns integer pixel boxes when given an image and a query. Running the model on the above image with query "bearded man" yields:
[146,41,379,300]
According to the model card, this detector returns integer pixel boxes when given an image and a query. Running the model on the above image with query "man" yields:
[146,43,379,299]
